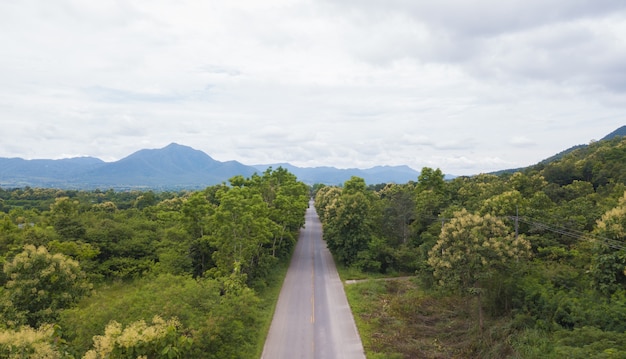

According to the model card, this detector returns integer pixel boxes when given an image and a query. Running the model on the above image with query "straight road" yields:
[261,200,365,359]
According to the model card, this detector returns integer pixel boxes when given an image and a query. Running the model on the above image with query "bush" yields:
[83,316,192,359]
[2,245,91,328]
[0,324,69,359]
[59,274,261,358]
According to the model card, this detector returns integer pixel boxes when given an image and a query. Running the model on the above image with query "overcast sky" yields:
[1,0,625,175]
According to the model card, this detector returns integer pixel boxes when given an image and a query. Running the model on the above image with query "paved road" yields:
[261,200,365,359]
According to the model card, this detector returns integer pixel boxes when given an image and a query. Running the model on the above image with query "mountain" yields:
[492,125,626,175]
[5,126,623,190]
[601,125,626,141]
[0,143,426,189]
[532,131,626,187]
[537,125,626,167]
[0,143,257,190]
[253,163,422,185]
[0,157,104,188]
[75,143,256,188]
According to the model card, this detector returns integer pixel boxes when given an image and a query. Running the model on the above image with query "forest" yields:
[2,135,626,358]
[0,167,310,358]
[314,136,626,358]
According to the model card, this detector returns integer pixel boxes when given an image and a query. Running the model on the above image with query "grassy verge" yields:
[345,277,520,358]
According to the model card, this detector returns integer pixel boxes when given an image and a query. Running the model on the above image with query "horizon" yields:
[0,134,608,177]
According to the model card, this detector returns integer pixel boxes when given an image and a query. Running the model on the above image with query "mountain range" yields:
[2,126,623,190]
[0,143,423,189]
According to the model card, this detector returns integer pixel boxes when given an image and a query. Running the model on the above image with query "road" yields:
[261,200,365,359]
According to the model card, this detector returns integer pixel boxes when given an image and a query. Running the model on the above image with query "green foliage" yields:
[59,273,262,358]
[427,209,531,293]
[591,192,626,295]
[6,138,626,358]
[322,186,375,266]
[378,183,415,246]
[2,245,92,328]
[207,186,276,280]
[513,327,626,359]
[537,137,626,188]
[315,140,626,357]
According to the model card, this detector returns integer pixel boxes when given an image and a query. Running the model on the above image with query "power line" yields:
[415,212,626,251]
[511,215,626,251]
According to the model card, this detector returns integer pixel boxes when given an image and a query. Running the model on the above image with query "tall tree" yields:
[208,187,275,282]
[322,177,376,266]
[427,209,531,332]
[591,191,626,295]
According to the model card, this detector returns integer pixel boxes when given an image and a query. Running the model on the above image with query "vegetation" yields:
[3,134,626,358]
[0,167,309,358]
[316,136,626,358]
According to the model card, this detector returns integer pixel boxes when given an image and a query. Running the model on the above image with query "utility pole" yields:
[515,205,519,240]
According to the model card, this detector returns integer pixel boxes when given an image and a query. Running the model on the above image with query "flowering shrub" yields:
[0,324,67,359]
[83,316,192,359]
[2,245,91,328]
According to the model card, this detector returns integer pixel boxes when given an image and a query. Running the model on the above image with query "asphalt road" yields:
[261,200,365,359]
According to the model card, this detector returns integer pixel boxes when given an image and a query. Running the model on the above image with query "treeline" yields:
[0,167,310,358]
[315,137,626,357]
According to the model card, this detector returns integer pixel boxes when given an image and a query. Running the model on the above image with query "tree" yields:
[427,209,531,332]
[323,177,375,266]
[208,187,275,282]
[379,184,415,246]
[314,186,341,223]
[416,167,445,193]
[2,245,92,328]
[49,197,86,241]
[591,191,626,295]
[509,171,547,198]
[480,190,524,217]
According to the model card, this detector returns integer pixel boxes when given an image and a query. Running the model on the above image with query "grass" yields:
[57,259,292,359]
[344,277,520,359]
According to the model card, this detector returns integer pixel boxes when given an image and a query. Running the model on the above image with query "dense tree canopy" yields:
[313,136,626,357]
[0,167,309,358]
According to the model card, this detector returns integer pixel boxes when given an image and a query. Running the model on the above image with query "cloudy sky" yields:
[1,0,625,175]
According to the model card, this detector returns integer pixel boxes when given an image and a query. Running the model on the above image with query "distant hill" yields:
[6,126,622,190]
[492,125,626,175]
[0,143,258,190]
[253,163,422,185]
[0,157,105,188]
[600,125,626,141]
[537,125,626,168]
[532,133,626,187]
[0,143,425,189]
[74,143,258,189]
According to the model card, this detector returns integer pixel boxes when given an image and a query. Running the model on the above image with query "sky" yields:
[1,0,625,176]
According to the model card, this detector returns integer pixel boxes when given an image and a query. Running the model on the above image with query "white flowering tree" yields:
[2,245,92,328]
[83,316,192,359]
[0,324,67,359]
[427,209,531,332]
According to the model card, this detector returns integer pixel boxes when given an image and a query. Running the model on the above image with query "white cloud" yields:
[0,0,624,175]
[510,136,536,147]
